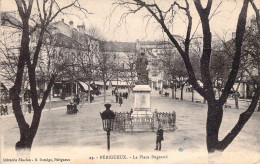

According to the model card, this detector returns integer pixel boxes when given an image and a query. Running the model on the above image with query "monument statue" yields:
[135,52,149,85]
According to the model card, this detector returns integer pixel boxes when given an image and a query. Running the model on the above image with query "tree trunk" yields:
[174,84,177,99]
[15,106,43,150]
[206,84,260,153]
[48,92,52,110]
[104,81,107,103]
[88,80,91,105]
[161,84,164,95]
[180,84,184,100]
[206,100,223,153]
[12,91,30,150]
[257,100,260,112]
[172,86,175,99]
[234,92,239,109]
[216,87,259,151]
[128,85,131,96]
[191,89,194,102]
[11,16,30,151]
[70,80,73,102]
[21,90,25,113]
[21,76,26,112]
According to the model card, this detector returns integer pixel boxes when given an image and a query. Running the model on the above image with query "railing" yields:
[114,111,176,132]
[114,112,131,132]
[154,111,176,130]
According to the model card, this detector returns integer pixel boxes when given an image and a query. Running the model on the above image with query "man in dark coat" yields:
[4,105,8,115]
[154,125,164,151]
[119,96,123,107]
[115,93,119,103]
[1,105,4,115]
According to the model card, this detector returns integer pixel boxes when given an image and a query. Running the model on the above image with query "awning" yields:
[0,80,13,90]
[78,81,93,91]
[119,81,127,86]
[94,81,108,86]
[111,81,119,86]
[110,81,128,86]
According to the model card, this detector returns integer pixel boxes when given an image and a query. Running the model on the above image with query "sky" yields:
[0,0,259,42]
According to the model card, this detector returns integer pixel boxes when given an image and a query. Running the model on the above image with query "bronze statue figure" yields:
[135,52,149,84]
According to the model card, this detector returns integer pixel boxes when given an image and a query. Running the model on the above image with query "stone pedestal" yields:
[132,85,152,117]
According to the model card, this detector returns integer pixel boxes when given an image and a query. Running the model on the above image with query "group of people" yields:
[1,102,33,115]
[0,104,8,115]
[112,89,128,99]
[113,91,129,107]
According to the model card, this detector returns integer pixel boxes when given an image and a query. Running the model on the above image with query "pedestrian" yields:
[1,104,4,115]
[75,94,80,105]
[130,108,133,115]
[27,102,32,114]
[90,93,94,103]
[73,102,79,113]
[77,96,80,105]
[116,93,119,103]
[119,96,123,107]
[126,92,128,99]
[4,105,8,115]
[73,95,77,104]
[154,125,164,151]
[79,93,85,108]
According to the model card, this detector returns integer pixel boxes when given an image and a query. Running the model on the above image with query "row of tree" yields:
[157,16,260,111]
[1,12,139,107]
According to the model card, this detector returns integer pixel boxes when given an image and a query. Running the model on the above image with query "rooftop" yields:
[100,41,136,52]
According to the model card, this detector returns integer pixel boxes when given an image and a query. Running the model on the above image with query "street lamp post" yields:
[100,104,115,151]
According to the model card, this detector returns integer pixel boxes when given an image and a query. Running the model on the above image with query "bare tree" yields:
[118,52,137,95]
[0,28,28,110]
[249,0,260,111]
[87,26,104,41]
[96,52,116,103]
[40,34,75,108]
[76,39,99,105]
[6,0,89,150]
[114,0,260,153]
[157,43,188,99]
[243,1,260,110]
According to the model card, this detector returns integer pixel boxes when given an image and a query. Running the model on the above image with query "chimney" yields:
[69,21,73,28]
[77,23,86,33]
[61,18,64,23]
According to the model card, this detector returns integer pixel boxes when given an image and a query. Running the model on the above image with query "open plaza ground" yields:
[1,87,259,164]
